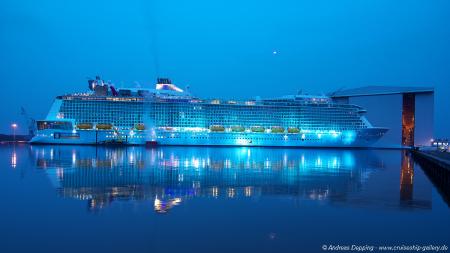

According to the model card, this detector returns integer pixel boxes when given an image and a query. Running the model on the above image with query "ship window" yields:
[37,121,72,130]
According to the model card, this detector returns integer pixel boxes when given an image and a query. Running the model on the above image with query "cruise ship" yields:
[30,77,388,147]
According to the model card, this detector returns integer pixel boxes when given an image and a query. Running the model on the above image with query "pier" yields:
[412,149,450,206]
[412,149,450,171]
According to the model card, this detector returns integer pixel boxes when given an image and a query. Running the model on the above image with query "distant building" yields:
[331,86,434,148]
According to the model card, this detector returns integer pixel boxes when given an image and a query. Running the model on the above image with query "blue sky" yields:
[1,0,449,136]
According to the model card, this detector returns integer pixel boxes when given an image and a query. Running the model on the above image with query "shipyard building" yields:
[331,86,434,148]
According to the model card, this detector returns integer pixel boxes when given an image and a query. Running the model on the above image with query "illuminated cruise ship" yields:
[30,77,388,147]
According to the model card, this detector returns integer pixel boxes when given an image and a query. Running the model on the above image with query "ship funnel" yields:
[156,77,183,92]
[157,78,172,84]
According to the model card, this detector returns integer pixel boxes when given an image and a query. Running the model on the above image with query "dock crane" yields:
[20,107,36,137]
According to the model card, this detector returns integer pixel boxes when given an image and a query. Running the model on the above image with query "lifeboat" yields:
[271,126,285,133]
[288,127,300,134]
[231,126,245,132]
[210,125,225,132]
[251,126,265,133]
[77,123,93,130]
[135,123,145,131]
[96,123,113,130]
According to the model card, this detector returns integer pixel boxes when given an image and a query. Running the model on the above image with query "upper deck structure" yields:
[31,78,388,147]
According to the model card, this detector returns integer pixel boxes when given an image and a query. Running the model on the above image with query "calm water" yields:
[1,144,449,253]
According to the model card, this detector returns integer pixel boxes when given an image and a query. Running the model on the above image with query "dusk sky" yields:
[1,0,449,136]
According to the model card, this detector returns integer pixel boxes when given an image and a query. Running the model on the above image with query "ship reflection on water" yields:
[154,197,182,213]
[30,145,434,212]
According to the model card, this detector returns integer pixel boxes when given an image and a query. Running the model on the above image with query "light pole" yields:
[11,123,17,143]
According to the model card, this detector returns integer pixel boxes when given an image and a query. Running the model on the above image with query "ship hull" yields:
[30,128,388,148]
[156,128,387,147]
[30,129,146,145]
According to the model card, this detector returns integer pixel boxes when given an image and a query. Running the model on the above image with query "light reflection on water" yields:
[2,144,450,253]
[18,145,437,212]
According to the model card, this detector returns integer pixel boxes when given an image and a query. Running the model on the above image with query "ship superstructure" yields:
[30,77,388,147]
